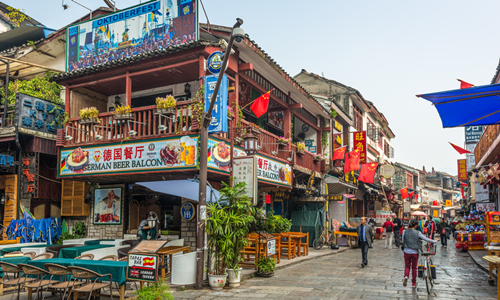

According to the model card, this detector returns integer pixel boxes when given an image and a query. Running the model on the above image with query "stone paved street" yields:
[172,239,498,299]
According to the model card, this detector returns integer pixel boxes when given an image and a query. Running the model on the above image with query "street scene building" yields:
[0,1,500,299]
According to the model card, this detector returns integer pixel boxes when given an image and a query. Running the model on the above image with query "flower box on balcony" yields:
[154,108,175,116]
[277,141,289,147]
[235,137,243,144]
[113,113,134,121]
[79,118,99,125]
[297,150,305,155]
[313,157,322,162]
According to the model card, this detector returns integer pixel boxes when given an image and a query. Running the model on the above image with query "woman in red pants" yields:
[402,219,438,288]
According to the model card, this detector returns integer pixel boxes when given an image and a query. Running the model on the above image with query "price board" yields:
[127,253,159,282]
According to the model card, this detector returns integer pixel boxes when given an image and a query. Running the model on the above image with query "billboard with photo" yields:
[66,0,198,72]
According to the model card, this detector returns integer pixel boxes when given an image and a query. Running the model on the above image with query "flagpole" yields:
[240,88,275,110]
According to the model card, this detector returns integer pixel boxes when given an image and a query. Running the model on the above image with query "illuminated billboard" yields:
[66,0,198,72]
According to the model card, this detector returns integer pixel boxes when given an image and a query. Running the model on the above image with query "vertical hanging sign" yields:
[353,131,367,163]
[457,159,468,181]
[204,75,228,134]
[233,156,258,206]
[21,153,38,198]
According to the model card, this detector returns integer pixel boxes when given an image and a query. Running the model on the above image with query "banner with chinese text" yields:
[353,131,367,163]
[58,135,198,177]
[457,159,467,181]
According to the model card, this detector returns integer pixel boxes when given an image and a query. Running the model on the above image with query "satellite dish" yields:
[380,164,396,179]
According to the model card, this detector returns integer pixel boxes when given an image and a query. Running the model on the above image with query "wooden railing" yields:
[64,102,196,146]
[475,125,500,165]
[291,144,322,173]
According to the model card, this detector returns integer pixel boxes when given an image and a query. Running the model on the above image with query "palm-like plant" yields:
[206,180,256,275]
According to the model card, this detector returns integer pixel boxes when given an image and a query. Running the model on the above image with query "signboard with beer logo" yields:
[127,253,159,282]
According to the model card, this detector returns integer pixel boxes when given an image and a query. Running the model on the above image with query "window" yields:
[379,129,385,149]
[367,119,378,142]
[384,140,390,157]
[353,105,363,131]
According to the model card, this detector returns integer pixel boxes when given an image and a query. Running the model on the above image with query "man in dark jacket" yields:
[437,217,450,248]
[393,214,402,247]
[357,217,374,268]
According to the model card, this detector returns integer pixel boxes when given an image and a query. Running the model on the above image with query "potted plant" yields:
[249,122,261,134]
[155,95,176,115]
[296,142,306,154]
[313,154,322,162]
[255,256,276,277]
[190,86,205,130]
[135,279,173,300]
[79,107,100,125]
[277,136,291,147]
[227,105,234,121]
[206,181,256,289]
[113,104,133,120]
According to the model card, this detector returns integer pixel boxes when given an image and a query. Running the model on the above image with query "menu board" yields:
[127,253,159,282]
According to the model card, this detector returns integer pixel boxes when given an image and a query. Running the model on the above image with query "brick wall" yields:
[180,198,197,251]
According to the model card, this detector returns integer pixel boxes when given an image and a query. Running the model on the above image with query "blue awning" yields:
[417,83,500,127]
[137,179,220,202]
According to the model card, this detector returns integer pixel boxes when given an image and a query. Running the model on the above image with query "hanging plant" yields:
[0,72,63,105]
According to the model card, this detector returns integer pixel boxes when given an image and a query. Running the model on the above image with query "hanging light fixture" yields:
[243,131,258,155]
[114,95,121,106]
[184,82,191,98]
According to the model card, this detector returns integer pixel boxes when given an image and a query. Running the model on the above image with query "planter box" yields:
[235,137,243,144]
[154,108,175,116]
[297,150,305,155]
[113,113,134,121]
[250,127,261,134]
[313,158,321,162]
[79,118,99,125]
[277,141,289,147]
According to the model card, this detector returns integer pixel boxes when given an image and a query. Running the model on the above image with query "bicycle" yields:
[419,241,437,294]
[313,226,334,250]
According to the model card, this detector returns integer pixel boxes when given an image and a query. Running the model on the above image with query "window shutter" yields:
[61,180,90,216]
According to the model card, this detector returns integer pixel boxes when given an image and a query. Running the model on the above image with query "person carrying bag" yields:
[383,217,395,249]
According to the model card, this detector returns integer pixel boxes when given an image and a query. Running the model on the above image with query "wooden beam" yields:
[129,58,199,77]
[322,127,331,132]
[239,73,288,108]
[238,63,253,72]
[289,103,302,110]
[68,74,127,89]
[267,106,285,113]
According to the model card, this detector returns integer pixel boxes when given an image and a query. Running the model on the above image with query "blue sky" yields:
[14,0,500,175]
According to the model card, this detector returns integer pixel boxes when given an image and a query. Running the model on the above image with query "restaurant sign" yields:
[457,159,467,181]
[18,94,64,135]
[353,131,367,163]
[207,137,292,187]
[127,253,158,282]
[58,135,198,177]
[205,75,228,134]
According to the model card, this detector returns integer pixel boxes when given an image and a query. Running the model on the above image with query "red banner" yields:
[457,159,467,181]
[353,131,367,163]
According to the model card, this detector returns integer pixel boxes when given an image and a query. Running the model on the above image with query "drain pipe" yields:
[15,124,22,220]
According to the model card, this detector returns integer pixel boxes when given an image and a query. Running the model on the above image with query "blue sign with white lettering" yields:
[181,202,195,221]
[204,75,228,134]
[18,94,63,135]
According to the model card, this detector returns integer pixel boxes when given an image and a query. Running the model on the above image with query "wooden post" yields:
[65,85,71,117]
[198,55,205,88]
[126,71,132,106]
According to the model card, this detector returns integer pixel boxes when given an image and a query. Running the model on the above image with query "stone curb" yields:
[169,246,353,291]
[468,250,496,279]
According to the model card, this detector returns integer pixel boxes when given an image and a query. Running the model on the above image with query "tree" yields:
[5,6,30,27]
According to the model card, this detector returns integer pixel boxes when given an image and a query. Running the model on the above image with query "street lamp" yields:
[196,18,244,290]
[244,131,258,155]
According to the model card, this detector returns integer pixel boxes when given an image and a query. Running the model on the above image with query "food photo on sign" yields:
[94,187,122,225]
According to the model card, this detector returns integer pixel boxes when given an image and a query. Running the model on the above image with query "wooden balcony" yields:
[475,125,500,165]
[58,105,323,174]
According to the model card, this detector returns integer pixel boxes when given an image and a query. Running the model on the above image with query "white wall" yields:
[294,117,318,153]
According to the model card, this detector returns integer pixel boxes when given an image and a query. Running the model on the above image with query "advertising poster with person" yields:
[94,187,123,225]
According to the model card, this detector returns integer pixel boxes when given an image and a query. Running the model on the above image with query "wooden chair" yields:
[67,266,113,300]
[98,255,117,261]
[17,263,58,300]
[240,238,258,269]
[43,263,81,300]
[299,233,309,256]
[74,254,94,260]
[5,251,23,256]
[0,262,36,300]
[280,233,297,260]
[118,257,127,262]
[23,252,36,259]
[32,253,54,261]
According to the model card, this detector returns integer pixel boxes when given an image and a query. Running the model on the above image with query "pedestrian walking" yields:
[402,219,438,288]
[383,217,395,249]
[357,217,374,268]
[393,214,402,247]
[437,217,450,248]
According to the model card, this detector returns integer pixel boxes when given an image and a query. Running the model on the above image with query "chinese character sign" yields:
[353,131,367,163]
[233,156,258,205]
[204,75,228,134]
[59,136,198,177]
[457,159,467,181]
[21,153,38,198]
[465,126,485,144]
[18,94,63,134]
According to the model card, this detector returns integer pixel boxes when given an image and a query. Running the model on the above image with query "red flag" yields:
[409,191,415,198]
[250,90,272,118]
[358,163,378,184]
[415,193,419,200]
[400,187,408,199]
[458,79,474,89]
[459,182,468,187]
[461,187,465,199]
[332,146,346,161]
[449,142,471,154]
[344,150,360,174]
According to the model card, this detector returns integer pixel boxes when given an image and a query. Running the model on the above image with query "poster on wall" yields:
[58,135,198,177]
[94,187,122,225]
[267,111,284,130]
[66,0,199,72]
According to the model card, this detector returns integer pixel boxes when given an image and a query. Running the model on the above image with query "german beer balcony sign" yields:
[58,136,198,177]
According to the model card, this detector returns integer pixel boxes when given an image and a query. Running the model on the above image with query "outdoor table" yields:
[0,244,49,255]
[29,258,128,300]
[0,256,31,296]
[333,231,358,248]
[59,244,114,259]
[84,239,115,245]
[281,233,307,257]
[157,246,190,279]
[483,255,500,299]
